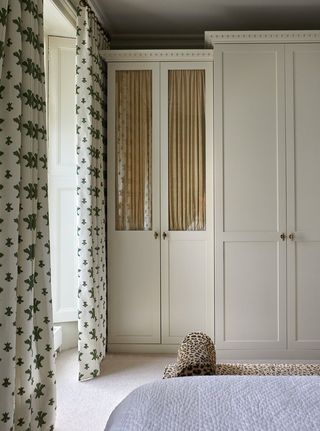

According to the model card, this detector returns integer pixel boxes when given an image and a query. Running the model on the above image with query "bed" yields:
[105,375,320,430]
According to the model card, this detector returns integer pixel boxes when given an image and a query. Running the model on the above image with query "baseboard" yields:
[108,344,178,354]
[108,343,320,361]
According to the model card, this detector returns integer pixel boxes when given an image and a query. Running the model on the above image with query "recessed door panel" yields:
[50,181,78,322]
[222,50,279,233]
[296,242,320,342]
[109,234,160,337]
[167,240,207,338]
[291,49,320,233]
[224,242,280,344]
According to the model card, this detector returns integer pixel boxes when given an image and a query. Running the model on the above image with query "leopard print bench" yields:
[163,332,320,379]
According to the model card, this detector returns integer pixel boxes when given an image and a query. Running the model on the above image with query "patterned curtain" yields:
[0,1,56,429]
[76,1,109,381]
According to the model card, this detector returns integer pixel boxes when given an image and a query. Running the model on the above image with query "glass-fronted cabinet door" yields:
[108,63,160,344]
[160,63,214,344]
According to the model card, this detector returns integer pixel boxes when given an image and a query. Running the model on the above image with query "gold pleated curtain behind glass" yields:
[115,70,152,230]
[169,70,206,231]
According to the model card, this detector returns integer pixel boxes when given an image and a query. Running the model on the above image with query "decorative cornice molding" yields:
[205,30,320,45]
[100,49,214,62]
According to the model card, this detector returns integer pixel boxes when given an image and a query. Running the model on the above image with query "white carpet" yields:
[55,349,175,431]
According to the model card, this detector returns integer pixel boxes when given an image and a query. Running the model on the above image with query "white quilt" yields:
[105,375,320,430]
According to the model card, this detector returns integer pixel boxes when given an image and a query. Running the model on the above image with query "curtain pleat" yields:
[76,1,109,382]
[0,1,56,429]
[169,70,206,231]
[115,70,152,231]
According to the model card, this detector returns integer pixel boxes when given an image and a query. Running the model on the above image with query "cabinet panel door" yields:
[108,63,161,343]
[215,45,287,349]
[161,62,214,344]
[286,44,320,349]
[223,242,280,343]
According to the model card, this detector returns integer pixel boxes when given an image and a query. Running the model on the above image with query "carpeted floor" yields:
[55,349,175,431]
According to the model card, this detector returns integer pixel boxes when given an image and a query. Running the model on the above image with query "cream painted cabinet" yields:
[209,33,320,357]
[104,51,214,348]
[103,37,320,357]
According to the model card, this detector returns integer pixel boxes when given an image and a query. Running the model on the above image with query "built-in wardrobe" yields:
[101,31,320,359]
[102,51,214,351]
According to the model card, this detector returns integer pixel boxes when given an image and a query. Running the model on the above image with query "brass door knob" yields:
[280,233,286,241]
[289,233,296,241]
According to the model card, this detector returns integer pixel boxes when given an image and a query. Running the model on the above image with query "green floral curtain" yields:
[76,1,109,382]
[0,0,56,429]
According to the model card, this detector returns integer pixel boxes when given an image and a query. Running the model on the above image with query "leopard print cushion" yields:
[163,332,216,378]
[163,332,320,379]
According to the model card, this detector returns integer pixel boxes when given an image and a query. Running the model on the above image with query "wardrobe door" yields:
[108,63,161,343]
[161,63,214,344]
[214,45,287,350]
[286,44,320,350]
